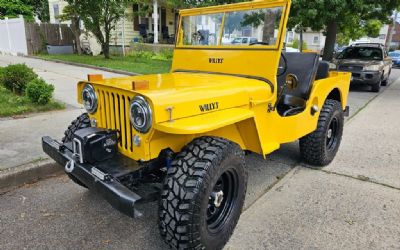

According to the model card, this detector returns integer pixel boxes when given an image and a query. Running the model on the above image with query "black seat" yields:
[316,60,330,80]
[277,52,320,116]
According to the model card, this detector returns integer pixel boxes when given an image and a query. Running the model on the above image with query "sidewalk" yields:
[226,78,400,249]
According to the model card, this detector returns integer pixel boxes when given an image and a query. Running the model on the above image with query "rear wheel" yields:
[159,137,247,250]
[62,113,91,188]
[300,99,344,167]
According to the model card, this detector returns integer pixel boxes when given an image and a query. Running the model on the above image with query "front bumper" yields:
[42,136,144,218]
[348,70,381,85]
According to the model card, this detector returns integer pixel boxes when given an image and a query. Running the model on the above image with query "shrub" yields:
[0,64,38,94]
[292,38,308,50]
[26,78,55,105]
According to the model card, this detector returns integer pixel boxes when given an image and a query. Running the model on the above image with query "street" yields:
[0,56,399,249]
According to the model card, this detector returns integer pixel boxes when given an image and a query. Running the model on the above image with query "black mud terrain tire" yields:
[300,99,344,167]
[62,113,91,188]
[159,137,247,250]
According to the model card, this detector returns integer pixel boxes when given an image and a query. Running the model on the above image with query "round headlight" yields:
[130,96,152,133]
[82,84,97,113]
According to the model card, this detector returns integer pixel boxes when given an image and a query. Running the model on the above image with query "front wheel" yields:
[159,137,247,250]
[371,76,382,92]
[381,69,390,86]
[300,99,344,167]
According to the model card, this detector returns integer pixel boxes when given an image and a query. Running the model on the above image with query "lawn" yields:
[38,54,172,75]
[0,86,64,117]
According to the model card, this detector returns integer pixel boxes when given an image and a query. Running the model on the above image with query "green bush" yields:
[291,38,308,50]
[0,64,38,94]
[26,78,55,105]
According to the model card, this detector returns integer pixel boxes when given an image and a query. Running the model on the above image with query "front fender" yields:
[154,108,254,134]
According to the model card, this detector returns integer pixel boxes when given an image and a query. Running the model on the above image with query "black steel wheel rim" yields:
[326,116,339,151]
[206,168,239,234]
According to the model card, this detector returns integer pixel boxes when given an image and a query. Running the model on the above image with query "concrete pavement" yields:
[225,77,400,249]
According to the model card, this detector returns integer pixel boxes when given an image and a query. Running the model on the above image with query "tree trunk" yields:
[262,10,275,44]
[299,27,303,52]
[103,43,110,59]
[103,26,111,59]
[72,17,81,55]
[322,20,338,61]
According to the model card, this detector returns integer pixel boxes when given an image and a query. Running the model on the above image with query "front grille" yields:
[96,88,133,154]
[339,65,363,71]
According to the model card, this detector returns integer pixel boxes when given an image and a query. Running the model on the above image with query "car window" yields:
[389,52,400,57]
[231,38,242,44]
[242,38,248,43]
[250,38,258,44]
[338,47,383,60]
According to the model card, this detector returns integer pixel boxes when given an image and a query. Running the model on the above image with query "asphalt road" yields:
[1,69,399,250]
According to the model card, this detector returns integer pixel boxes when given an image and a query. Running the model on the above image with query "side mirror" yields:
[285,74,298,90]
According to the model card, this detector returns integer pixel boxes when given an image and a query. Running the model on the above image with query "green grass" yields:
[0,86,64,117]
[38,54,172,74]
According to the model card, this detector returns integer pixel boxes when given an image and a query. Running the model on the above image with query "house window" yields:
[313,35,319,45]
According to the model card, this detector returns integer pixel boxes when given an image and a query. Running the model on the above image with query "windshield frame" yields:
[176,1,287,50]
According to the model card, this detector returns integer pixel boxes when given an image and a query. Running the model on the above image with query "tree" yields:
[0,0,34,20]
[59,4,82,55]
[22,0,49,22]
[288,0,399,61]
[71,0,131,59]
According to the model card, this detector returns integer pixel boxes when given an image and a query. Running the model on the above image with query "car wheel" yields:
[61,113,91,188]
[381,70,390,86]
[159,137,247,249]
[371,76,382,92]
[299,99,344,167]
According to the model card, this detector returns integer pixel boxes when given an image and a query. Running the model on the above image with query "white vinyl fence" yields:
[0,16,28,56]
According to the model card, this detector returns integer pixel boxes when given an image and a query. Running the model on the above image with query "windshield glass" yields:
[338,47,383,60]
[389,52,400,57]
[180,7,283,47]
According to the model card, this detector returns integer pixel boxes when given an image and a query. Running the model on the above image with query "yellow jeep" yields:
[42,0,350,248]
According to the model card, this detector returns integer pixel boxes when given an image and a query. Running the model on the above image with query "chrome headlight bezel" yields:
[129,96,152,133]
[82,84,98,114]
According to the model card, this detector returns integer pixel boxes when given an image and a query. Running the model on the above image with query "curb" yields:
[27,56,139,76]
[0,159,63,192]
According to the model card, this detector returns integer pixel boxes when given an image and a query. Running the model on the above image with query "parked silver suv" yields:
[334,43,392,92]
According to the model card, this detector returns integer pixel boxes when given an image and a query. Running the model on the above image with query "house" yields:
[48,0,177,46]
[285,28,326,52]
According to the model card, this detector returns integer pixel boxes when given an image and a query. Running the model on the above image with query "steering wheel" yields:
[249,42,269,46]
[277,52,288,77]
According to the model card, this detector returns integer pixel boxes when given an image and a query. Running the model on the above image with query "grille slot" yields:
[97,89,133,153]
[339,65,363,71]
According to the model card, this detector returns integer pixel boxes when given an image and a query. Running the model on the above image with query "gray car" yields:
[334,43,392,92]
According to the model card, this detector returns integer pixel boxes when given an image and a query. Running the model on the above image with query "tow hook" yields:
[65,160,75,173]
